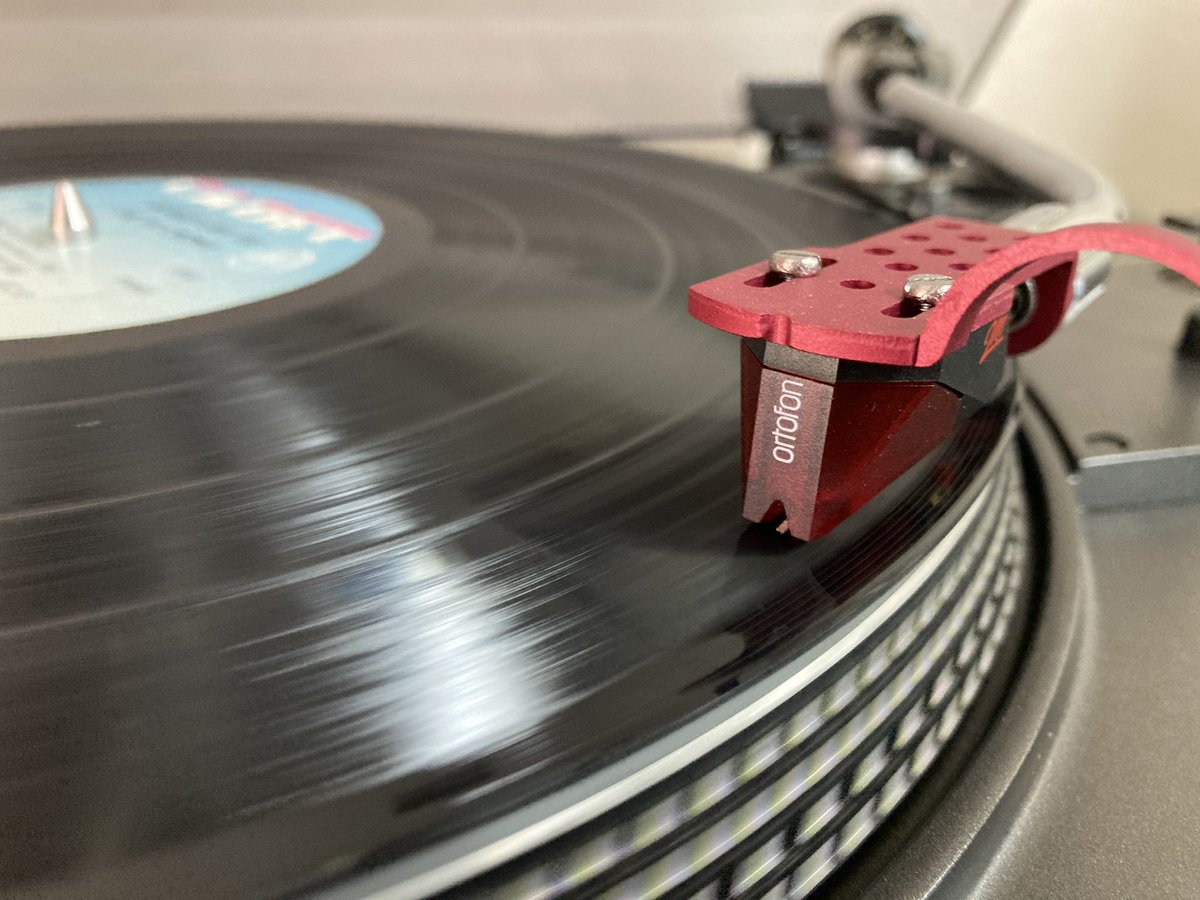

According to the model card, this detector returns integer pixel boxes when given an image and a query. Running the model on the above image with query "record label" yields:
[0,176,383,340]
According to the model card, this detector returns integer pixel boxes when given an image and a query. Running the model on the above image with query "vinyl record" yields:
[0,124,1018,897]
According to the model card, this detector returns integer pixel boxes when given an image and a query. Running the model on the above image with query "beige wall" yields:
[1,1,1193,220]
[973,0,1200,221]
[0,1,1005,132]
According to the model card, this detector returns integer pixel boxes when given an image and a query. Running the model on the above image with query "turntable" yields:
[3,11,1200,900]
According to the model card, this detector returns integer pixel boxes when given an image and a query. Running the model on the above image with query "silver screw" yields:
[50,180,94,244]
[769,249,823,279]
[902,273,953,312]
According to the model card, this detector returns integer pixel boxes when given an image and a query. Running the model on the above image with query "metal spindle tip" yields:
[50,179,94,244]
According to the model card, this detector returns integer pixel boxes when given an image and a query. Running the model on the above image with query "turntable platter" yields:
[0,125,1021,897]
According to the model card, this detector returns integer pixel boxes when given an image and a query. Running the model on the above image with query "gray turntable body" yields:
[835,254,1200,899]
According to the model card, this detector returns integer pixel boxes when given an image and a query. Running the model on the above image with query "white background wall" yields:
[972,0,1200,221]
[0,1,1007,131]
[0,1,1195,220]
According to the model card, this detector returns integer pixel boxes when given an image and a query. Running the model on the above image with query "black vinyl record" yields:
[0,124,1011,897]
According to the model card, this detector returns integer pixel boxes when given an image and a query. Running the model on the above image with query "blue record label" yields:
[0,176,383,339]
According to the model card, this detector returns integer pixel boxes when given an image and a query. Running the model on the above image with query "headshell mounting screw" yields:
[902,272,953,314]
[769,249,823,279]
